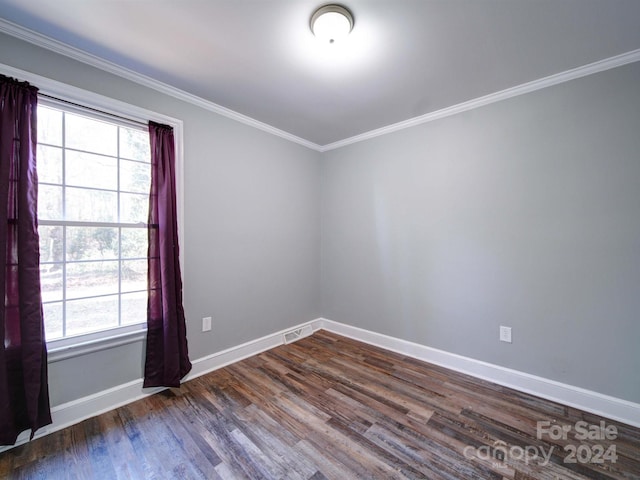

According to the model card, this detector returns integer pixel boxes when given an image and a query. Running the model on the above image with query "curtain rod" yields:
[38,92,148,128]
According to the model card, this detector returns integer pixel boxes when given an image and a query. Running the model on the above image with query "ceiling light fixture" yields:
[310,4,354,44]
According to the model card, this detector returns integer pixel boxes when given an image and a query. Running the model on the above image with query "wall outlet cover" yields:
[202,316,212,332]
[500,326,512,343]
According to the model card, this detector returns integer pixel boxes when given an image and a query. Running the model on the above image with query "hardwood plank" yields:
[1,330,638,479]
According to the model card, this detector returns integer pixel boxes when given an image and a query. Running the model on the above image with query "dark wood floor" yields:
[1,330,639,479]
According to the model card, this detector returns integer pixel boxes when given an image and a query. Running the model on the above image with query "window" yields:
[37,101,151,346]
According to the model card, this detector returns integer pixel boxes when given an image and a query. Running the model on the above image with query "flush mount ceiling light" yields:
[310,4,354,44]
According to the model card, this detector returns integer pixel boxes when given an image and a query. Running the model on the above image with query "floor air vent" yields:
[283,324,313,344]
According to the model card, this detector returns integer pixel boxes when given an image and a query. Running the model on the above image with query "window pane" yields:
[66,227,118,261]
[36,103,152,343]
[38,106,63,146]
[120,128,150,162]
[37,145,62,184]
[43,302,63,341]
[66,187,117,222]
[39,225,63,263]
[67,260,119,299]
[121,259,146,292]
[66,150,117,190]
[121,228,147,259]
[121,291,146,325]
[120,159,150,193]
[40,264,63,303]
[66,296,118,337]
[38,184,63,220]
[65,113,117,156]
[120,192,148,223]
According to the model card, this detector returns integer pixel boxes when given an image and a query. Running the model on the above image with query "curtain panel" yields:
[0,74,52,445]
[144,121,191,388]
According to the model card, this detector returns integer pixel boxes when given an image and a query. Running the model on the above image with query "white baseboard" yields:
[0,380,166,454]
[3,316,637,453]
[0,318,323,453]
[185,319,323,380]
[318,318,640,428]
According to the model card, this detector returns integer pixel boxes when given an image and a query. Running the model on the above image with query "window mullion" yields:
[61,111,67,339]
[39,220,147,229]
[117,126,122,328]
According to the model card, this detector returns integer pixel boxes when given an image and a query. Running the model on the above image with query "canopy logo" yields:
[463,440,554,468]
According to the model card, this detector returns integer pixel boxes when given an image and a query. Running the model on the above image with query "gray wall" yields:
[0,33,322,406]
[321,62,640,403]
[2,31,638,407]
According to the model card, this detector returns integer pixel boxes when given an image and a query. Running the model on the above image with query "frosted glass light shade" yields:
[310,5,354,44]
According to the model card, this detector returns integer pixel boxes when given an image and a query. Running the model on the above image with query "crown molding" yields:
[1,18,638,153]
[0,18,323,152]
[320,48,640,152]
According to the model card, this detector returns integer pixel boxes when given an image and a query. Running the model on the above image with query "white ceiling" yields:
[1,0,640,147]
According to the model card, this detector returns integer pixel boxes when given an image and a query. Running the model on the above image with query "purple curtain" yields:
[144,121,191,388]
[0,74,51,445]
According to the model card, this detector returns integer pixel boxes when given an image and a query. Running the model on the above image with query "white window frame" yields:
[0,63,184,362]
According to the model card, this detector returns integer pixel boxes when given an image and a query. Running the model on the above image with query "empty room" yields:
[0,0,639,478]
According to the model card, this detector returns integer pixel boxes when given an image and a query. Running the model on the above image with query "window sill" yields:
[47,327,147,363]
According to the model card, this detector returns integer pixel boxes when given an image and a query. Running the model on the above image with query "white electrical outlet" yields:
[202,316,212,332]
[499,326,512,343]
